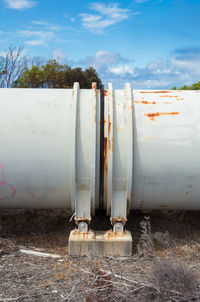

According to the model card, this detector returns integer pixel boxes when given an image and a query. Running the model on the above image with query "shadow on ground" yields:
[1,209,200,255]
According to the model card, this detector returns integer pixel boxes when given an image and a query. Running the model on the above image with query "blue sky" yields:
[0,0,200,88]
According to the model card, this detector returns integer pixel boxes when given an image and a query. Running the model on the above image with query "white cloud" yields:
[77,47,200,89]
[31,21,49,26]
[106,48,200,89]
[110,65,134,75]
[31,21,63,31]
[18,30,55,40]
[52,48,66,62]
[4,0,36,10]
[79,50,128,72]
[26,39,45,46]
[18,30,54,47]
[80,2,131,33]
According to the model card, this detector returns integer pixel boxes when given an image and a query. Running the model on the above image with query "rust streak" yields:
[110,217,127,225]
[140,91,171,94]
[80,184,86,190]
[104,89,108,97]
[104,137,108,176]
[105,230,128,239]
[145,111,179,121]
[72,229,94,240]
[160,95,173,98]
[92,82,97,97]
[107,98,112,152]
[134,100,156,104]
[108,121,112,151]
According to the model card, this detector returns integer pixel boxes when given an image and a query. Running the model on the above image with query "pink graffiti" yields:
[0,163,17,200]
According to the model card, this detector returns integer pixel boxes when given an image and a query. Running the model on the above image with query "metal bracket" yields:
[70,82,99,224]
[78,221,88,233]
[113,222,124,234]
[104,83,133,229]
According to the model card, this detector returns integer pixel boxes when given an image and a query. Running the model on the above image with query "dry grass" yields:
[1,210,200,301]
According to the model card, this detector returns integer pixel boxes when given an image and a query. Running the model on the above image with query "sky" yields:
[0,0,200,88]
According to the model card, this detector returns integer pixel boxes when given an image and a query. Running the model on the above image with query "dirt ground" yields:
[1,209,200,301]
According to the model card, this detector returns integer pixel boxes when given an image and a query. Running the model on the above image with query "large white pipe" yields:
[0,85,100,221]
[1,84,200,220]
[104,85,200,218]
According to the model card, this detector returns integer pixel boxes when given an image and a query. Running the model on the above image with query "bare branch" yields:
[0,45,26,88]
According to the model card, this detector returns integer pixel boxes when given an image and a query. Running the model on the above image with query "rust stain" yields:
[134,100,156,104]
[104,89,108,97]
[80,184,86,190]
[92,82,97,97]
[140,91,170,94]
[104,96,113,176]
[177,98,184,101]
[110,217,127,225]
[72,229,94,240]
[144,136,155,141]
[104,137,108,176]
[117,126,122,132]
[160,95,173,98]
[145,111,179,121]
[108,122,112,151]
[108,114,111,135]
[104,230,128,239]
[75,217,91,222]
[92,82,96,89]
[107,106,112,152]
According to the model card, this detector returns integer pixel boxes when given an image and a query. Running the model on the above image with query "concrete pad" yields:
[69,229,132,256]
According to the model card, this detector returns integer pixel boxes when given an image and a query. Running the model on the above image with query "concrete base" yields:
[69,229,132,256]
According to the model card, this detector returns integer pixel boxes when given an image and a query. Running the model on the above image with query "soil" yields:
[1,209,200,301]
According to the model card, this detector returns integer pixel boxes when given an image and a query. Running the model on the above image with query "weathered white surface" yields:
[0,86,100,218]
[1,85,200,214]
[104,88,200,212]
[132,90,200,210]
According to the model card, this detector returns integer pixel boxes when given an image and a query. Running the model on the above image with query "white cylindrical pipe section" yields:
[104,87,200,213]
[0,86,100,215]
[1,85,200,214]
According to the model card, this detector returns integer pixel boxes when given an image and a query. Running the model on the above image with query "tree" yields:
[172,81,200,90]
[14,60,103,89]
[189,81,200,90]
[0,45,27,88]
